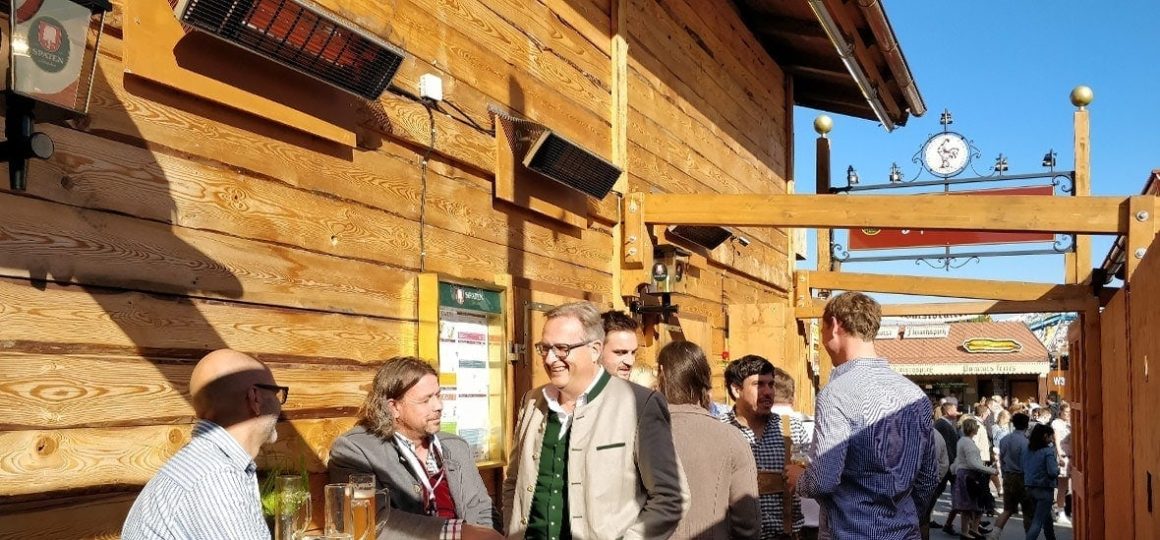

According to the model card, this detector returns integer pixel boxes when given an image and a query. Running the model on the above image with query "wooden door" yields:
[1128,251,1160,540]
[1100,290,1133,540]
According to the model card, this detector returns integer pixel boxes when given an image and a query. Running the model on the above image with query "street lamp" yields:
[993,153,1009,174]
[846,165,860,185]
[1042,149,1057,170]
[0,0,111,190]
[888,162,903,183]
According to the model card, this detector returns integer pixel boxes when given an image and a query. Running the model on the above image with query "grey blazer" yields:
[328,426,494,534]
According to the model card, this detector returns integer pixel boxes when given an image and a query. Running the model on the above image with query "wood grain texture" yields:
[795,298,1099,319]
[0,192,416,319]
[1100,290,1133,540]
[806,271,1092,302]
[1127,235,1160,539]
[0,492,134,538]
[0,418,356,498]
[0,277,416,362]
[643,193,1129,234]
[0,354,374,430]
[34,124,421,270]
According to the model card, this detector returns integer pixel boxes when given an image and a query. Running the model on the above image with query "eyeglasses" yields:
[534,341,592,358]
[254,383,290,404]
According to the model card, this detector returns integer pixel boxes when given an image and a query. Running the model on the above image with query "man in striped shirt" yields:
[123,349,287,540]
[789,292,939,540]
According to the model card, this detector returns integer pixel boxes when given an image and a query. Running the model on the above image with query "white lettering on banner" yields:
[876,326,900,340]
[1053,376,1066,386]
[891,362,1050,376]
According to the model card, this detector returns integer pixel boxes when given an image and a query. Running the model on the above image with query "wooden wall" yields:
[0,0,804,537]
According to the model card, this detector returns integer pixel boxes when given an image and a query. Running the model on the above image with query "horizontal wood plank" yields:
[0,277,416,362]
[794,298,1101,319]
[806,271,1097,303]
[643,194,1130,234]
[0,354,375,430]
[0,492,134,538]
[0,418,356,498]
[0,192,417,319]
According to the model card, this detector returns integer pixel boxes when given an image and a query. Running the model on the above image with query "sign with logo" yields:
[847,186,1056,250]
[438,282,502,314]
[12,0,92,111]
[961,338,1024,354]
[903,325,951,339]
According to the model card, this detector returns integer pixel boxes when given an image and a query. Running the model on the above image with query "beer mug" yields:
[348,474,378,540]
[323,483,354,539]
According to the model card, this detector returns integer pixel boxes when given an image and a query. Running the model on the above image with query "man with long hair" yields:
[329,356,500,540]
[502,301,686,539]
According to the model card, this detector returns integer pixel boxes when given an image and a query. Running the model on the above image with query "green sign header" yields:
[439,282,502,314]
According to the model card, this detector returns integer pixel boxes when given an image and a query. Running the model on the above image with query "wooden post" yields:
[611,0,632,304]
[1125,196,1155,281]
[1071,106,1092,283]
[816,130,833,273]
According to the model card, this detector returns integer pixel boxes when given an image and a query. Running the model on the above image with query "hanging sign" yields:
[848,185,1056,250]
[961,338,1024,354]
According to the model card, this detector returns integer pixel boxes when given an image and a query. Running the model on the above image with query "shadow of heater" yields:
[170,0,405,100]
[521,129,622,199]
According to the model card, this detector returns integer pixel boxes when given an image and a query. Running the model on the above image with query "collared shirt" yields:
[770,404,819,529]
[542,370,609,438]
[394,434,465,540]
[796,358,939,540]
[122,420,269,540]
[999,429,1030,474]
[722,409,803,538]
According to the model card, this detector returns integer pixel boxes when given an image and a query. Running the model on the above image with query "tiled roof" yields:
[875,321,1049,365]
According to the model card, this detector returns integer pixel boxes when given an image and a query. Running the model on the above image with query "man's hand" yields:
[462,524,504,540]
[785,462,806,495]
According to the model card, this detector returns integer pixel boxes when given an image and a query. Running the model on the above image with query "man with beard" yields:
[503,301,686,540]
[123,349,289,539]
[599,310,639,380]
[722,355,802,539]
[329,356,500,540]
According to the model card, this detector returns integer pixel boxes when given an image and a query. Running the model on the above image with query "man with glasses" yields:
[599,310,639,380]
[329,356,500,540]
[502,301,687,540]
[123,349,289,539]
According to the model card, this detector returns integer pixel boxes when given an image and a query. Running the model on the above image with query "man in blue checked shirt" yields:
[788,292,939,540]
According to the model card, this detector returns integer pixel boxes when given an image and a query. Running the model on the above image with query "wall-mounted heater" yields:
[171,0,404,100]
[522,130,622,199]
[668,225,733,251]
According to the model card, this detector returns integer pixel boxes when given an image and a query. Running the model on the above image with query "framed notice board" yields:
[418,274,507,467]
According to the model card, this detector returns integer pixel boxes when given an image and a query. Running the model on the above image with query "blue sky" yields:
[792,1,1160,305]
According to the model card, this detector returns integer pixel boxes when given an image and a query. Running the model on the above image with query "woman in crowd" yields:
[655,341,759,540]
[950,418,997,539]
[990,410,1013,495]
[1022,424,1060,540]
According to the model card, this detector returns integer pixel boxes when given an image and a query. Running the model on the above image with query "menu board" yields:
[434,282,504,463]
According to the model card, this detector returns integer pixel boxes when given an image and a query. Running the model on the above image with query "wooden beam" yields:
[1124,195,1157,281]
[816,136,833,272]
[805,271,1094,302]
[1073,109,1093,284]
[641,193,1129,234]
[611,0,628,307]
[795,297,1098,319]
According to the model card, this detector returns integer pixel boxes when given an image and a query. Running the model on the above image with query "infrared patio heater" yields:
[0,0,111,191]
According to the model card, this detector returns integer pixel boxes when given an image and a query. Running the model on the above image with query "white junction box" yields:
[419,74,443,102]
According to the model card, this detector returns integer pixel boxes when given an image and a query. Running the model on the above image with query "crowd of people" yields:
[928,390,1073,540]
[120,291,1071,540]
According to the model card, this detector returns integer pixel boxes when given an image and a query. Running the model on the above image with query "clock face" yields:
[921,132,970,177]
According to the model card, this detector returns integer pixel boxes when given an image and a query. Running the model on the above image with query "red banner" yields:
[848,185,1056,250]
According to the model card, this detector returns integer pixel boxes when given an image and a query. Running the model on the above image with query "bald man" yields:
[122,349,286,539]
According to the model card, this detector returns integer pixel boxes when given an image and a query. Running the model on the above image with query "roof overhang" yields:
[734,0,925,130]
